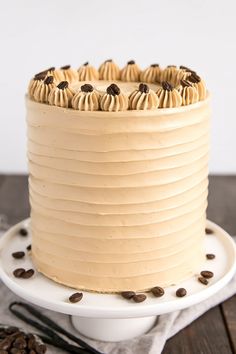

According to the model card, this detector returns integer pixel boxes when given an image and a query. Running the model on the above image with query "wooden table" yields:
[0,175,235,354]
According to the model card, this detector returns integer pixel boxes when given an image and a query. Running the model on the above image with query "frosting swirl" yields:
[161,65,179,86]
[60,65,78,83]
[72,84,100,111]
[98,59,120,80]
[140,64,162,83]
[188,73,207,101]
[129,83,159,110]
[33,76,56,103]
[48,81,75,108]
[100,83,129,111]
[180,80,199,106]
[78,62,99,81]
[28,73,46,99]
[120,60,141,82]
[156,81,182,108]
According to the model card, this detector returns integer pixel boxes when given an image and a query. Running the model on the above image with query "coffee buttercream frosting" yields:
[72,84,100,111]
[100,83,129,111]
[156,82,182,108]
[180,80,199,106]
[28,73,47,99]
[129,83,159,110]
[140,64,162,83]
[33,76,56,104]
[48,81,75,108]
[120,60,141,82]
[60,65,78,83]
[98,60,120,80]
[188,73,207,101]
[78,62,99,81]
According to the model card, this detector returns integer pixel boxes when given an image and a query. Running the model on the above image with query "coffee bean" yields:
[21,269,35,279]
[205,228,213,235]
[176,288,187,297]
[201,270,214,279]
[12,252,25,259]
[133,294,147,303]
[13,268,25,278]
[151,286,165,297]
[27,336,36,350]
[198,276,209,285]
[19,228,28,237]
[121,291,135,299]
[0,338,11,350]
[69,292,83,303]
[26,244,32,251]
[34,343,47,354]
[206,253,215,260]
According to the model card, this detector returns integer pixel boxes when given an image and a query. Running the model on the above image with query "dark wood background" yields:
[0,175,235,354]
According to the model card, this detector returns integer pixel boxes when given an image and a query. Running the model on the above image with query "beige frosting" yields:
[48,82,75,108]
[28,77,45,99]
[129,84,159,110]
[33,76,56,103]
[194,80,207,101]
[78,63,99,81]
[180,81,199,106]
[60,66,78,83]
[140,64,162,83]
[72,86,100,111]
[50,69,65,83]
[120,61,141,82]
[161,66,179,86]
[100,84,129,111]
[26,94,210,293]
[98,60,120,80]
[156,84,182,108]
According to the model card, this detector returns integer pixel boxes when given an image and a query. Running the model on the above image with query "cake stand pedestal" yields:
[0,219,236,342]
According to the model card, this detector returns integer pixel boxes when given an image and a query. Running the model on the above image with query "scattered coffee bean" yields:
[13,268,25,278]
[19,228,28,237]
[176,288,187,297]
[206,253,215,260]
[200,270,214,279]
[21,269,35,279]
[198,276,209,285]
[13,337,27,349]
[12,252,25,259]
[121,291,135,300]
[69,292,83,303]
[151,286,165,297]
[133,294,147,303]
[205,228,213,235]
[26,245,32,251]
[34,343,47,354]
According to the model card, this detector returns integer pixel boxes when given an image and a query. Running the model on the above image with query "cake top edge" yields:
[27,60,207,112]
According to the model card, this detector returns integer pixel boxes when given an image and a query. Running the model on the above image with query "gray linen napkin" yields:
[0,226,235,354]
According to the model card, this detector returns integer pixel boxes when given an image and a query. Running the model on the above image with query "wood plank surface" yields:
[0,174,236,354]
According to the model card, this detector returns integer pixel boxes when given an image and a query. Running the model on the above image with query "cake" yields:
[26,61,210,293]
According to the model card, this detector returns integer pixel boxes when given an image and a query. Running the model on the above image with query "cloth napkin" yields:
[0,224,235,354]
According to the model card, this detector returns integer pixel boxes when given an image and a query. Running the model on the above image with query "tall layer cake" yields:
[26,61,210,293]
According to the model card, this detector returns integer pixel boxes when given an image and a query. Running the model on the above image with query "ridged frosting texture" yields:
[100,84,129,111]
[33,76,56,103]
[98,60,120,80]
[140,64,162,83]
[27,96,210,293]
[78,63,99,81]
[48,81,75,108]
[71,85,100,111]
[156,82,182,108]
[180,81,199,106]
[120,61,141,82]
[129,84,159,110]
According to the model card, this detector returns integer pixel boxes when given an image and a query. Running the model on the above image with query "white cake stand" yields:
[0,219,236,342]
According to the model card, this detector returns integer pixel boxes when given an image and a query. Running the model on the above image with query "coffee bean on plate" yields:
[133,294,147,303]
[13,269,25,278]
[205,228,213,235]
[12,252,25,259]
[151,286,165,297]
[200,270,214,279]
[69,292,83,303]
[198,276,209,285]
[206,253,215,260]
[176,288,187,297]
[121,291,135,299]
[19,228,28,237]
[26,245,32,251]
[21,269,35,279]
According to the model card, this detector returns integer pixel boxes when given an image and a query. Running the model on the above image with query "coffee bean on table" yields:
[206,253,215,260]
[69,292,83,303]
[121,291,135,299]
[205,228,213,235]
[26,244,32,251]
[12,252,25,259]
[200,270,214,279]
[13,268,25,278]
[151,286,165,297]
[198,276,209,285]
[133,294,147,303]
[19,228,28,237]
[13,337,27,349]
[176,288,187,297]
[21,269,35,279]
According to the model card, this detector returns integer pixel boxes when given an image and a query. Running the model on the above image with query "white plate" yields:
[0,219,236,341]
